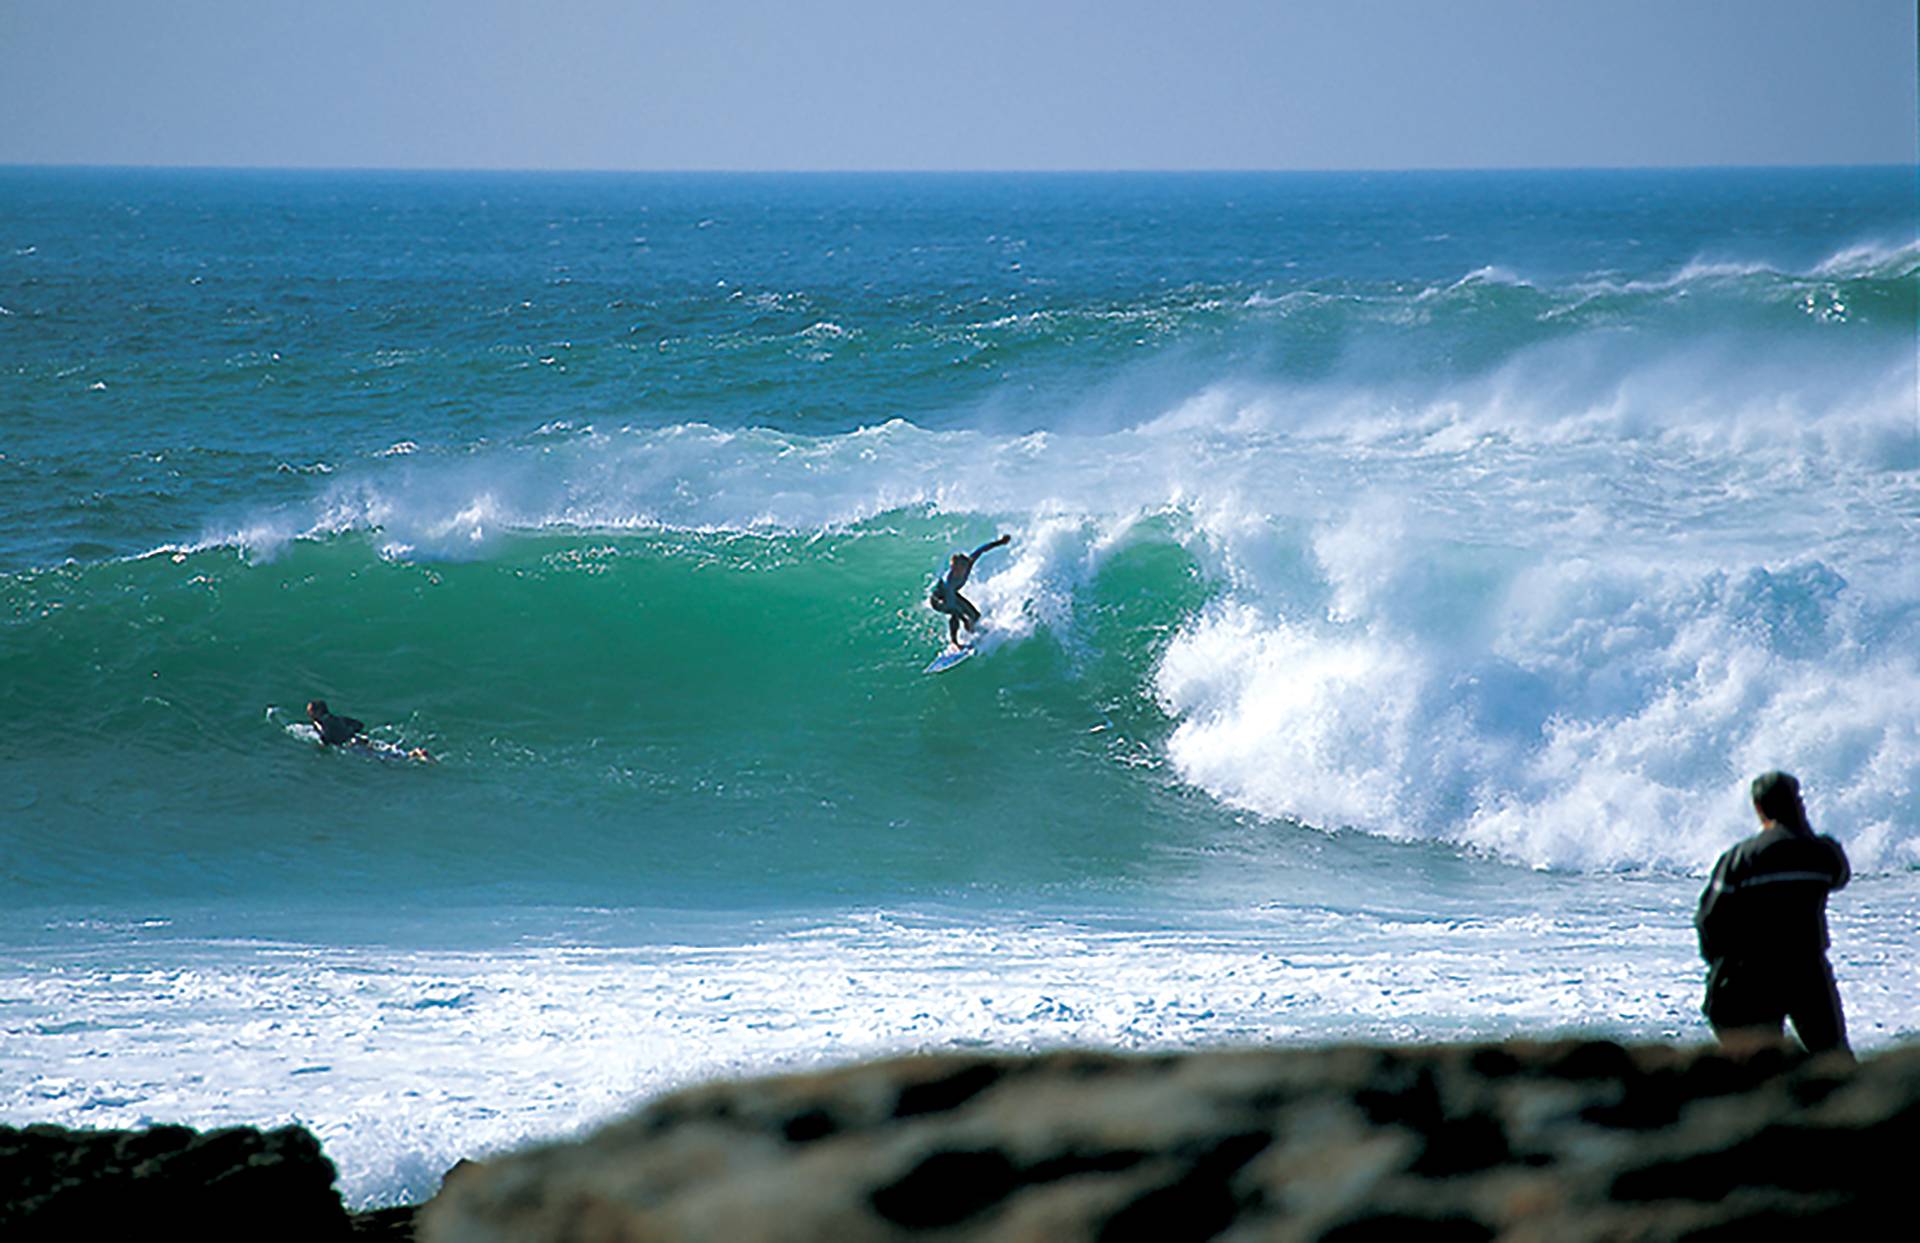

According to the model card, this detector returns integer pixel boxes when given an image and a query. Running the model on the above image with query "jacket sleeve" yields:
[1695,850,1737,962]
[1822,835,1851,893]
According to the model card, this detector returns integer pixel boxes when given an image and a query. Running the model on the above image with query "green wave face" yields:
[0,514,1218,906]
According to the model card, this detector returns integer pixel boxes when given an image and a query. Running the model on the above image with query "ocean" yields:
[2,166,1916,1207]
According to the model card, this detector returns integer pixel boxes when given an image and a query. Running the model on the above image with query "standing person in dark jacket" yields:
[1695,770,1851,1055]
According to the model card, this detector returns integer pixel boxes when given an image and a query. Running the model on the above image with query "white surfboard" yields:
[923,645,975,674]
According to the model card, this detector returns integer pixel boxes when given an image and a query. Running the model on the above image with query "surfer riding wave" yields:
[929,535,1010,649]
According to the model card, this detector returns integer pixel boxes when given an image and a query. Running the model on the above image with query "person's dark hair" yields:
[1751,770,1811,835]
[307,699,328,717]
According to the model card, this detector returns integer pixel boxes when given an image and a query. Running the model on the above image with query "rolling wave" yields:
[7,413,1918,882]
[5,231,1916,882]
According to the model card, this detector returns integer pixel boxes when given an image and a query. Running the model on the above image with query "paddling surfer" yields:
[307,699,366,747]
[928,534,1010,649]
[307,699,432,762]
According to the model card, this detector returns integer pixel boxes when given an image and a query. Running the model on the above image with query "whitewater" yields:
[2,167,1916,1206]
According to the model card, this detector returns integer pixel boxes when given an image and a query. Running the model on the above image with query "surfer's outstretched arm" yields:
[967,534,1011,564]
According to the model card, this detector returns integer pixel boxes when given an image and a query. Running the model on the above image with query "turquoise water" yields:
[2,167,1917,1204]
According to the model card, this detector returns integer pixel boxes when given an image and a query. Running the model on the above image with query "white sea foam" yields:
[1156,541,1920,871]
[1419,265,1526,298]
[1557,240,1918,305]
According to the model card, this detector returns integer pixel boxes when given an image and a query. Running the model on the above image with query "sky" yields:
[0,0,1914,171]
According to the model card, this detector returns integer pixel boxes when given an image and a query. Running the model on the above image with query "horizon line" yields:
[4,159,1916,178]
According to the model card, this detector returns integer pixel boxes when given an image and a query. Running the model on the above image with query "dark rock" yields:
[871,1148,1021,1226]
[893,1062,1005,1118]
[1355,1065,1442,1128]
[782,1107,840,1143]
[1318,1210,1496,1242]
[1094,1131,1270,1243]
[0,1121,353,1241]
[1548,1040,1635,1080]
[1580,1082,1684,1130]
[1409,1113,1508,1177]
[1097,1179,1233,1242]
[1025,1147,1152,1182]
[419,1040,1920,1242]
[348,1203,420,1240]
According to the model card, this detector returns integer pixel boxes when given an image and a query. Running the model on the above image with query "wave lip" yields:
[1810,238,1920,280]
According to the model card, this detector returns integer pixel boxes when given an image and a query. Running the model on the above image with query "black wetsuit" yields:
[928,577,981,627]
[1695,825,1851,1053]
[313,711,366,747]
[929,539,1002,627]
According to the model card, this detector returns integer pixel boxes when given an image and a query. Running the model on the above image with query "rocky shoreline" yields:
[0,1119,408,1240]
[6,1038,1913,1241]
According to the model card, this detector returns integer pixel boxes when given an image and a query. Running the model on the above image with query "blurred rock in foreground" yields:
[423,1039,1914,1242]
[0,1121,356,1241]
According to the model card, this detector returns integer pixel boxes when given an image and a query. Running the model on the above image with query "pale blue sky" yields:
[2,0,1913,170]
